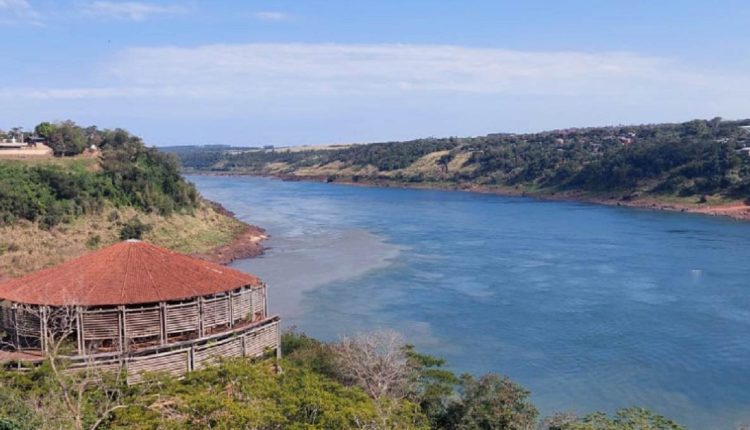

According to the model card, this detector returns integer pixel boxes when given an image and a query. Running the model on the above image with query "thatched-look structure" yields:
[0,240,280,383]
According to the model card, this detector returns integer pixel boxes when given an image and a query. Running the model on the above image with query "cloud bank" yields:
[82,1,186,21]
[7,43,736,102]
[0,0,41,25]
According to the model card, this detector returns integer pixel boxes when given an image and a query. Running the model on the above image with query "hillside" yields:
[171,118,750,219]
[0,123,264,279]
[0,331,686,430]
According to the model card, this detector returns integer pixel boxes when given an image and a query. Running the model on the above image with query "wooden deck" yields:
[2,316,281,384]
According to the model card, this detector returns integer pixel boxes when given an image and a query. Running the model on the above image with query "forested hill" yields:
[1,124,198,228]
[0,121,249,278]
[170,118,750,204]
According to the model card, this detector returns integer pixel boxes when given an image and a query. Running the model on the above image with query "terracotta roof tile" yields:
[0,241,261,306]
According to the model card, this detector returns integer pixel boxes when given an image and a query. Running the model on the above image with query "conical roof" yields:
[0,240,261,306]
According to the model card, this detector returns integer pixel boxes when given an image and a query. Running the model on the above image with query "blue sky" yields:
[1,0,749,146]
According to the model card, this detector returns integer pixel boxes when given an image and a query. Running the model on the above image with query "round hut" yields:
[0,240,280,382]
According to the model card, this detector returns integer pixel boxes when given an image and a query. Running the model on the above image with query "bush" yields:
[445,373,538,430]
[119,218,152,240]
[85,234,101,249]
[556,408,685,430]
[0,121,201,230]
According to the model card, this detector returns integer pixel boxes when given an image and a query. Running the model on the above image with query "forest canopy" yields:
[170,118,750,201]
[0,121,198,228]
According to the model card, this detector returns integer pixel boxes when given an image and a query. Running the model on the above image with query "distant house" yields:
[0,136,26,149]
[736,147,750,157]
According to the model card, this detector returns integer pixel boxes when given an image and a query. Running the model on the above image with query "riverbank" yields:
[191,170,750,222]
[192,201,268,265]
[0,200,266,282]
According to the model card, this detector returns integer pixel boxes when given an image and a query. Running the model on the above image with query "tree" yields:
[558,408,685,430]
[333,330,414,400]
[47,121,87,156]
[446,373,538,430]
[34,122,55,140]
[5,305,131,430]
[405,346,459,428]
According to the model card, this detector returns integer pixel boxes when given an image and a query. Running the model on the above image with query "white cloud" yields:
[0,0,41,25]
[96,43,745,99]
[4,43,750,106]
[83,1,186,21]
[253,11,288,22]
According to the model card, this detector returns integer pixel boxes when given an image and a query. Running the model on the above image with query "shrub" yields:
[85,234,101,249]
[119,218,152,240]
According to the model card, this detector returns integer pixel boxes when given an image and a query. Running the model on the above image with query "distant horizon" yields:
[2,1,749,146]
[157,115,750,148]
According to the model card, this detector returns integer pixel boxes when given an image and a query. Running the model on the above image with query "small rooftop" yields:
[0,241,261,306]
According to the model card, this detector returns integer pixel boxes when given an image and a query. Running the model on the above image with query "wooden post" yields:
[228,292,234,328]
[275,321,282,360]
[263,284,268,319]
[76,306,84,356]
[11,303,19,350]
[198,297,204,337]
[39,305,47,354]
[159,302,167,345]
[118,305,125,353]
[251,287,255,322]
[240,333,247,357]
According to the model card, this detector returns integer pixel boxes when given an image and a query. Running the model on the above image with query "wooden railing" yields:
[66,316,280,385]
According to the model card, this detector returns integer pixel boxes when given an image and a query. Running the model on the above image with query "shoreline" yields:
[189,171,750,222]
[194,200,268,265]
[0,201,269,283]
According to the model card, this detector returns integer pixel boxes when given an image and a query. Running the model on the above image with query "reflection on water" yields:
[191,175,750,429]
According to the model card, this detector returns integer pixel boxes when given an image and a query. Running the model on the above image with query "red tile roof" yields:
[0,241,261,306]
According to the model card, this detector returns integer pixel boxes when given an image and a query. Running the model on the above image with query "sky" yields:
[1,0,749,147]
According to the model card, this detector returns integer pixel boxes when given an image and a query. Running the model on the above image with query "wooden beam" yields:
[11,303,19,350]
[159,302,167,345]
[263,284,268,318]
[228,293,234,328]
[118,305,125,352]
[39,306,47,354]
[76,306,84,356]
[198,297,204,337]
[247,287,255,322]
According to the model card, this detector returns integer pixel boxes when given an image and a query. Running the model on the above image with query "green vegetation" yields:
[0,121,249,278]
[171,118,750,203]
[0,121,198,229]
[0,331,684,430]
[118,217,152,240]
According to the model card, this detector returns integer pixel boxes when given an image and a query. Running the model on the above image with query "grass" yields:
[0,156,100,171]
[0,202,248,279]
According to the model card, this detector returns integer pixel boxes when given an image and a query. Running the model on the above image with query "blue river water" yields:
[190,175,750,429]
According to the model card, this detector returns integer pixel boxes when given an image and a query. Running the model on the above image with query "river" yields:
[190,175,750,429]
